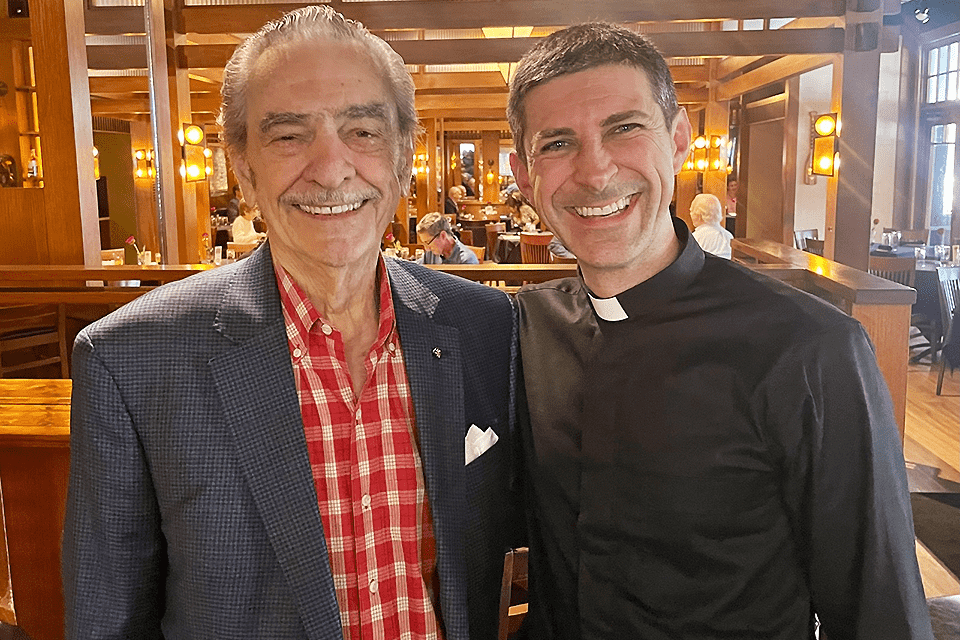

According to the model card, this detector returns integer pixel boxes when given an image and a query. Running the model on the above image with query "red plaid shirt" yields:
[277,261,442,640]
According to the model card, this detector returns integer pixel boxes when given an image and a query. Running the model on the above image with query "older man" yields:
[508,23,932,639]
[63,7,517,639]
[689,193,732,259]
[417,212,480,265]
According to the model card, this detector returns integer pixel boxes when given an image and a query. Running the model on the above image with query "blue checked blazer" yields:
[63,242,519,640]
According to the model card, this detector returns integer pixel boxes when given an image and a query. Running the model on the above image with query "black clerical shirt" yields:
[516,220,932,639]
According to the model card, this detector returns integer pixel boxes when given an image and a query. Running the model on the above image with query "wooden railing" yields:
[732,239,915,440]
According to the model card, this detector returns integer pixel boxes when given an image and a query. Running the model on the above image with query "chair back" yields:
[227,242,259,258]
[459,229,474,246]
[485,223,505,261]
[794,229,818,250]
[0,305,68,378]
[497,547,528,640]
[868,255,916,288]
[519,232,554,264]
[551,255,577,264]
[936,267,960,340]
[100,248,125,265]
[465,244,485,262]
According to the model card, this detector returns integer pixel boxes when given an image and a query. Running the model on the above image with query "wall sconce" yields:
[685,135,728,173]
[92,147,100,180]
[179,124,207,182]
[412,153,428,177]
[484,159,496,185]
[811,113,839,176]
[134,148,154,179]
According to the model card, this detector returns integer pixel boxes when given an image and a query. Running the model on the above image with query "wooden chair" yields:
[551,255,577,264]
[868,255,916,288]
[465,244,486,262]
[485,223,506,262]
[793,229,818,251]
[935,266,960,395]
[458,229,474,246]
[99,248,125,265]
[0,305,68,379]
[497,547,528,640]
[227,242,259,258]
[520,232,554,264]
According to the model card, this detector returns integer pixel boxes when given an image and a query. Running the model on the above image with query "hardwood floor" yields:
[903,360,959,598]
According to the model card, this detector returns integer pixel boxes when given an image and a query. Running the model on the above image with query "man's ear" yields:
[509,151,536,204]
[232,153,257,210]
[670,107,693,175]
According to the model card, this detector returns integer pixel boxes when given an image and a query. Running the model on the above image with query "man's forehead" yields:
[524,64,660,127]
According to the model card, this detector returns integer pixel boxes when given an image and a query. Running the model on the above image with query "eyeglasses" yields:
[422,230,443,249]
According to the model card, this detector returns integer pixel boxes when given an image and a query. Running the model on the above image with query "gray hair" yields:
[508,23,680,165]
[691,193,723,225]
[218,5,421,189]
[416,212,451,238]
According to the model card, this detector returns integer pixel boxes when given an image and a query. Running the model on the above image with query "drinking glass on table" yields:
[935,244,949,262]
[915,246,926,261]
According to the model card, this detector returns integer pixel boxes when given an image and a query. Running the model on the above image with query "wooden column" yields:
[32,0,99,265]
[826,4,883,271]
[675,110,701,229]
[423,117,438,214]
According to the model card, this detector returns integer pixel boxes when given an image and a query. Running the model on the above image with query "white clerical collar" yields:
[587,292,628,322]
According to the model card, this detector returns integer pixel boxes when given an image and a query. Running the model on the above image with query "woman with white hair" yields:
[690,193,733,259]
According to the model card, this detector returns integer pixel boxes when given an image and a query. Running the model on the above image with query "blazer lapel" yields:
[208,244,343,640]
[387,261,470,640]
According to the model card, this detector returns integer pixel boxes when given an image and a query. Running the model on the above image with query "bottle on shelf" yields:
[26,149,38,183]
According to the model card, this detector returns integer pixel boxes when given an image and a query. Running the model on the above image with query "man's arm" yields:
[772,323,933,639]
[63,332,165,640]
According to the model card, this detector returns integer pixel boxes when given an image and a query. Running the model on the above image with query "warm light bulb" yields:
[694,136,707,149]
[136,168,144,178]
[817,155,833,171]
[183,125,204,145]
[135,150,145,161]
[187,164,201,179]
[814,115,836,136]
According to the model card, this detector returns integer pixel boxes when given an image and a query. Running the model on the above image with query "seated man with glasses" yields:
[416,211,480,265]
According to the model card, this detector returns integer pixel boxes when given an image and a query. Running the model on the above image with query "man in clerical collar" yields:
[508,22,933,640]
[63,7,518,639]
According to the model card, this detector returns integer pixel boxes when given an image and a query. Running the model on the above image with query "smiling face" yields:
[510,64,692,294]
[233,37,402,273]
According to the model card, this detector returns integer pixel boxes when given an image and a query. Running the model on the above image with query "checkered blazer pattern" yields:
[63,242,520,640]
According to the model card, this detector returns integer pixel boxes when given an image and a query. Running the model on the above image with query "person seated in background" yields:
[461,174,476,197]
[226,184,242,222]
[505,191,539,231]
[444,184,465,216]
[231,200,266,245]
[417,212,479,265]
[547,236,575,260]
[690,193,733,259]
[726,175,739,216]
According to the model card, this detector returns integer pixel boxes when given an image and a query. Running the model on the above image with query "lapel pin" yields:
[432,347,442,359]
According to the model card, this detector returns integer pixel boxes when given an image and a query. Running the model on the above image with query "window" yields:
[927,123,956,230]
[925,39,959,104]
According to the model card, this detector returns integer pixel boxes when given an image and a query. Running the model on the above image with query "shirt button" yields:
[292,347,302,359]
[368,578,378,594]
[361,494,371,509]
[321,324,333,335]
[387,343,397,353]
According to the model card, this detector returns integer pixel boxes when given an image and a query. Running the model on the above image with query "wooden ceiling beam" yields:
[442,121,510,132]
[716,53,836,100]
[91,93,221,115]
[178,28,843,69]
[176,1,845,34]
[412,71,506,91]
[668,66,710,84]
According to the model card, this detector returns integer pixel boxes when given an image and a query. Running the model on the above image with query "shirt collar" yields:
[587,216,705,322]
[275,256,398,349]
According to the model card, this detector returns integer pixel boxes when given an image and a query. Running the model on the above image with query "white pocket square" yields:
[464,424,499,465]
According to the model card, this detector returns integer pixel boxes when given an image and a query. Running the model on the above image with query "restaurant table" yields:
[494,233,521,264]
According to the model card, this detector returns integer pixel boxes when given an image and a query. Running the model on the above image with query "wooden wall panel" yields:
[851,302,910,441]
[32,0,99,265]
[0,188,47,264]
